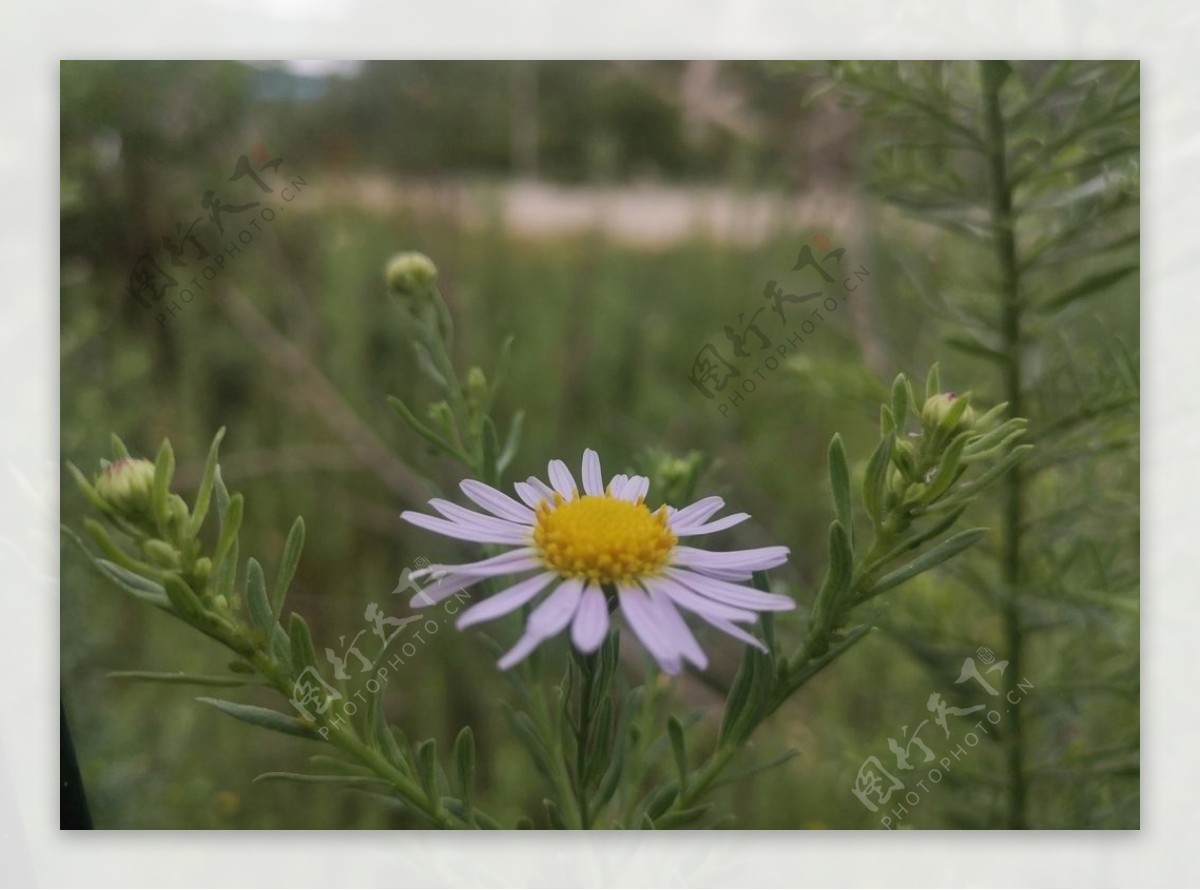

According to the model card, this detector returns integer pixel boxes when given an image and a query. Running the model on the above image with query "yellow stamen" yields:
[532,493,676,584]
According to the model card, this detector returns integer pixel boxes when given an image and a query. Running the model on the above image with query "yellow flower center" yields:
[532,493,677,584]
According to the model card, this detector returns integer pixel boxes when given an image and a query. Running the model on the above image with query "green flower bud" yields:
[142,539,182,569]
[921,392,976,434]
[465,366,488,409]
[427,400,457,439]
[386,251,438,297]
[94,458,156,518]
[648,450,704,506]
[194,557,213,580]
[891,438,918,479]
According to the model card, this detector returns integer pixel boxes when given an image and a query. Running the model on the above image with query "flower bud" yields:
[648,451,704,506]
[142,539,182,569]
[427,400,457,439]
[94,458,156,519]
[465,366,488,410]
[386,251,438,297]
[921,392,976,434]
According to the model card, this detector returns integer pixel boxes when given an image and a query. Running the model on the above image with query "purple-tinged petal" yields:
[547,460,578,499]
[670,496,725,528]
[671,512,751,536]
[648,588,708,669]
[642,575,757,624]
[618,585,682,675]
[457,572,557,630]
[671,545,790,574]
[459,479,536,523]
[428,499,532,534]
[402,510,531,545]
[664,567,796,612]
[581,449,604,497]
[570,583,609,653]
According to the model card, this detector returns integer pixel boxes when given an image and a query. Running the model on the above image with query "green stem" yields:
[573,651,596,829]
[981,59,1028,831]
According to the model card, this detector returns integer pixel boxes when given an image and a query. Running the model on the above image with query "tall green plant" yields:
[837,60,1139,829]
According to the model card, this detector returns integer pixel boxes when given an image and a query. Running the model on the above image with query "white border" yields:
[4,0,1196,885]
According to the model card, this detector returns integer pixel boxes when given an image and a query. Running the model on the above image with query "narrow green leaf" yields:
[1043,262,1138,312]
[812,521,853,629]
[273,517,305,621]
[107,670,261,687]
[412,340,449,390]
[544,799,568,830]
[245,558,272,636]
[453,726,476,820]
[890,374,909,428]
[863,434,895,527]
[497,410,525,476]
[643,784,679,821]
[922,433,970,504]
[197,696,323,740]
[945,335,1010,364]
[387,395,460,455]
[253,772,386,786]
[213,492,243,575]
[667,717,688,791]
[288,613,317,674]
[109,433,131,460]
[415,739,438,799]
[867,528,987,597]
[879,404,895,436]
[162,574,205,620]
[67,463,108,513]
[654,803,714,829]
[187,427,226,537]
[925,362,941,401]
[827,435,854,549]
[151,439,176,533]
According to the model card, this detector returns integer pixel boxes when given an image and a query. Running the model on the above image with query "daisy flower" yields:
[401,449,794,674]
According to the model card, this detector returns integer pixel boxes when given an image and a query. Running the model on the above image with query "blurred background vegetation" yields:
[60,60,1138,829]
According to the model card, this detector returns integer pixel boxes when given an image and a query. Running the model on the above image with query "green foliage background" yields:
[60,60,1138,829]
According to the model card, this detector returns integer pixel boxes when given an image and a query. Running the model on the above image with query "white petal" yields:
[642,575,757,624]
[618,584,682,675]
[525,476,557,503]
[497,631,543,670]
[496,578,587,670]
[547,459,578,499]
[528,577,585,637]
[570,584,609,653]
[409,548,542,606]
[700,616,769,652]
[514,480,550,509]
[456,572,557,629]
[671,545,790,574]
[648,588,708,669]
[624,476,650,503]
[402,510,531,545]
[606,474,628,496]
[459,479,536,523]
[670,496,725,527]
[672,512,751,536]
[429,499,532,534]
[581,449,604,497]
[665,568,796,612]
